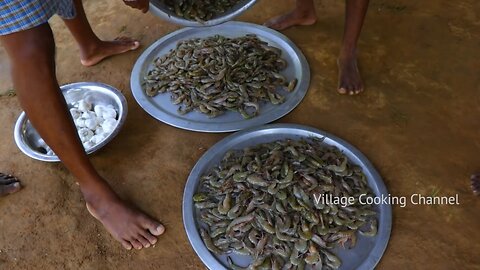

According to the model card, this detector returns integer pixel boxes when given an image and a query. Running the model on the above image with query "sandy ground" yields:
[1,0,479,269]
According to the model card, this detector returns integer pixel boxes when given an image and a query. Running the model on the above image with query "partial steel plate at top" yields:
[149,0,257,27]
[131,21,310,133]
[183,124,392,270]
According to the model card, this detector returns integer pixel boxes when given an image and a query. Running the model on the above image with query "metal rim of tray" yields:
[13,82,128,162]
[149,0,257,27]
[130,21,310,133]
[183,123,392,270]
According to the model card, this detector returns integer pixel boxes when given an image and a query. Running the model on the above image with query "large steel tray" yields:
[131,22,310,133]
[183,124,392,270]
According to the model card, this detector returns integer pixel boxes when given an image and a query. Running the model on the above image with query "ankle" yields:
[79,39,103,58]
[80,177,117,203]
[339,48,357,61]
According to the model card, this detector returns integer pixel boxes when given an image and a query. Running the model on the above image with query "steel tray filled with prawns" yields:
[183,124,392,270]
[131,21,310,133]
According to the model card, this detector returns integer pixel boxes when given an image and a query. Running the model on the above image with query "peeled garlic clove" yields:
[77,99,92,112]
[94,105,105,118]
[83,141,95,150]
[102,108,117,119]
[95,116,105,125]
[95,126,105,135]
[70,108,82,119]
[75,118,86,128]
[81,111,95,120]
[81,112,90,119]
[102,118,117,133]
[84,118,97,130]
[78,128,94,142]
[90,135,105,145]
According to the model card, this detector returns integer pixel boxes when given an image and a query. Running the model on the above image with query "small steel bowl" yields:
[149,0,257,27]
[14,82,128,162]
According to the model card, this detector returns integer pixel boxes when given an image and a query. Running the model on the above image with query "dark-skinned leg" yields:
[264,0,317,31]
[0,24,164,250]
[62,0,140,67]
[338,0,369,95]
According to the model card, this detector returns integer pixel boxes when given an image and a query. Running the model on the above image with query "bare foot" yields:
[80,37,140,67]
[85,190,165,250]
[0,173,21,197]
[471,174,480,196]
[337,53,364,95]
[264,9,317,31]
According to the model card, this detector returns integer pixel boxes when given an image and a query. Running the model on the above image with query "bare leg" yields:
[0,173,21,197]
[62,0,140,66]
[471,174,480,196]
[264,0,317,31]
[0,24,164,250]
[337,0,369,95]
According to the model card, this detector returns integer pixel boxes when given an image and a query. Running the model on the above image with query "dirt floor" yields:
[1,0,479,269]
